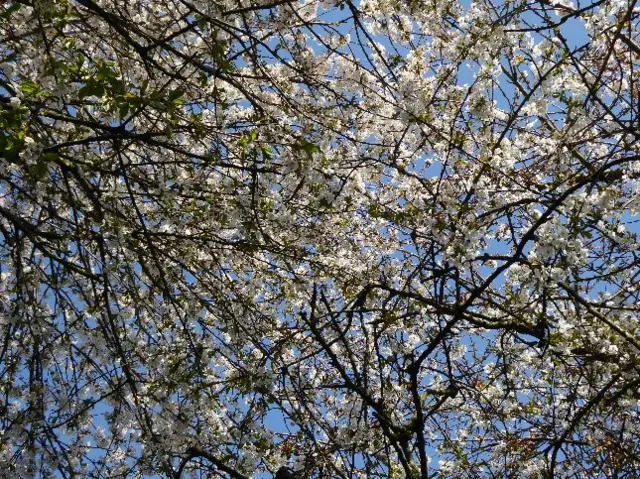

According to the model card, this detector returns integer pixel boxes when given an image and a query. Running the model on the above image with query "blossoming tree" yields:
[1,0,640,477]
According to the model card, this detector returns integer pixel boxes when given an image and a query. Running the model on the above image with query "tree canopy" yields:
[1,0,640,477]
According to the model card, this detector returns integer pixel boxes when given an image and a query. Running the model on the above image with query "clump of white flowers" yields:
[1,0,639,477]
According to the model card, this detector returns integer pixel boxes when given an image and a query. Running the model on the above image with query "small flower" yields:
[8,96,21,108]
[20,136,42,166]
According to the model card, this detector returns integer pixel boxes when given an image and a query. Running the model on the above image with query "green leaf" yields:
[168,88,186,104]
[119,103,131,118]
[295,139,320,159]
[1,3,21,19]
[20,81,41,95]
[30,161,48,181]
[260,145,272,160]
[211,42,232,71]
[97,63,116,81]
[42,152,60,162]
[78,83,105,99]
